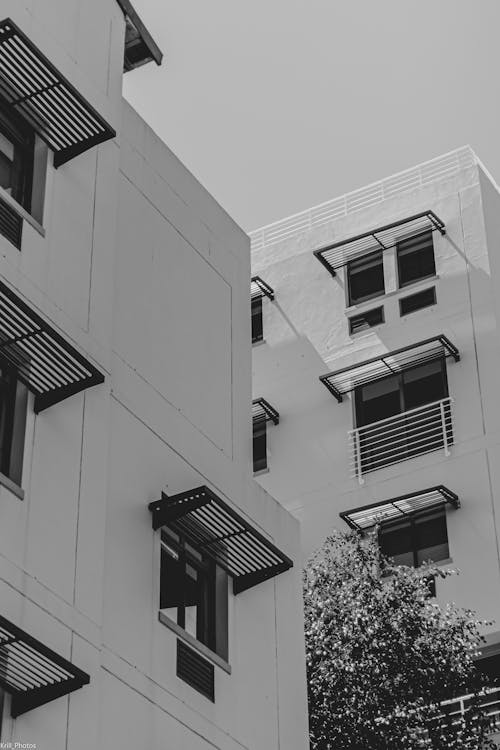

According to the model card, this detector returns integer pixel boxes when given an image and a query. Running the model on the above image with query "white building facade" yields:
[0,1,309,748]
[251,146,500,695]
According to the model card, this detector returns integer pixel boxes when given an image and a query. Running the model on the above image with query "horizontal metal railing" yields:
[250,146,476,251]
[349,397,453,484]
[438,688,500,738]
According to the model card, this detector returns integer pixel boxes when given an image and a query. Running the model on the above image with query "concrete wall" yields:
[0,2,309,748]
[252,161,500,636]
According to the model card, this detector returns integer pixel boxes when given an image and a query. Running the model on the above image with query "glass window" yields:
[379,507,449,568]
[347,250,385,305]
[160,529,228,661]
[348,306,384,335]
[0,106,34,212]
[399,287,436,316]
[251,297,263,343]
[354,360,450,473]
[0,362,27,485]
[397,231,436,287]
[355,360,448,428]
[253,420,267,472]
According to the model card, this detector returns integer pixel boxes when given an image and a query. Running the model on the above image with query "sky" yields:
[124,1,500,233]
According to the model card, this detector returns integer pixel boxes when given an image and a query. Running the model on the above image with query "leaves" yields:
[303,529,497,750]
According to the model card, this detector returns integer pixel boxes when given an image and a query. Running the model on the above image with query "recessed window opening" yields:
[379,506,449,568]
[251,297,263,343]
[400,287,436,316]
[0,360,27,486]
[355,359,449,428]
[0,104,34,213]
[397,231,436,287]
[347,250,385,305]
[348,306,384,334]
[160,527,228,661]
[253,419,267,472]
[354,359,452,472]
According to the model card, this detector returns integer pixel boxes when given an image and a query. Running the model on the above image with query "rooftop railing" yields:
[250,146,476,252]
[349,397,453,484]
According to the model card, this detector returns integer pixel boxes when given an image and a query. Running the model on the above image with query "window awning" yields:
[320,334,459,403]
[0,279,104,412]
[313,211,446,277]
[0,615,90,717]
[340,485,460,531]
[116,0,163,72]
[251,276,274,301]
[149,486,293,594]
[252,397,280,425]
[0,19,116,168]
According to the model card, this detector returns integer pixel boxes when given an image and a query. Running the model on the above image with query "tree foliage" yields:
[303,529,498,749]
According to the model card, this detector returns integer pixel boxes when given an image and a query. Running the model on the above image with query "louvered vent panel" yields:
[176,640,214,702]
[0,196,22,249]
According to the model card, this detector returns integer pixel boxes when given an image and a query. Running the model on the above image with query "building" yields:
[250,146,500,716]
[0,2,309,748]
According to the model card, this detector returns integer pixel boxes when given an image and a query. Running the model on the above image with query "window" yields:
[379,506,449,568]
[160,527,228,661]
[251,297,263,343]
[0,105,34,213]
[253,420,267,472]
[349,306,384,334]
[397,231,436,288]
[0,361,27,486]
[400,287,436,316]
[354,359,452,473]
[347,250,385,305]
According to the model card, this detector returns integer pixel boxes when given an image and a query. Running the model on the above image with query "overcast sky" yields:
[124,1,500,233]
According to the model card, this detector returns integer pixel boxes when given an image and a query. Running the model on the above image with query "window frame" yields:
[253,419,268,473]
[0,359,28,488]
[399,286,437,316]
[159,527,229,663]
[378,505,450,569]
[251,296,264,344]
[354,358,449,428]
[396,230,436,289]
[0,102,35,214]
[346,249,385,306]
[348,306,385,335]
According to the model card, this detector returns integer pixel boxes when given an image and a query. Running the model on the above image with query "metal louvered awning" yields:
[116,0,163,72]
[252,397,280,425]
[340,485,460,532]
[313,211,445,277]
[251,276,274,301]
[149,486,293,594]
[0,279,104,412]
[0,18,115,167]
[320,335,459,403]
[0,615,90,717]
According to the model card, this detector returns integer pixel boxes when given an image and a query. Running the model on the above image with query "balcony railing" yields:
[349,397,453,484]
[438,688,500,741]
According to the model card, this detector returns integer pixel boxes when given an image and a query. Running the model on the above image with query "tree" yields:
[303,529,498,750]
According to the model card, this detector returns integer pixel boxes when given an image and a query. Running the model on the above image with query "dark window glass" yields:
[253,420,267,472]
[397,231,436,288]
[399,287,436,316]
[348,306,384,335]
[379,507,449,568]
[160,529,228,660]
[251,297,263,343]
[354,359,451,473]
[347,250,385,305]
[0,104,34,212]
[0,362,27,485]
